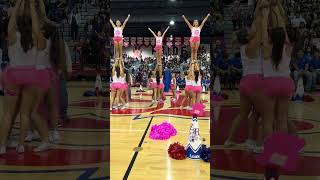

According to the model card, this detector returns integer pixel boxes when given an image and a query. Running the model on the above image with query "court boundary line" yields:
[211,174,261,180]
[123,116,154,180]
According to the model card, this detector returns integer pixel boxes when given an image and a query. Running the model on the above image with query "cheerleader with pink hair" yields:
[110,14,130,59]
[182,13,210,62]
[148,26,170,64]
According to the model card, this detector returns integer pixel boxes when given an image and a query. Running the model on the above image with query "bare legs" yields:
[190,42,200,61]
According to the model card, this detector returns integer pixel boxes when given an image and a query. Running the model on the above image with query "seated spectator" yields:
[292,51,313,92]
[228,52,243,89]
[311,50,320,89]
[216,54,230,89]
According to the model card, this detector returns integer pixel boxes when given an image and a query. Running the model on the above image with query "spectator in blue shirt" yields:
[228,52,243,89]
[311,51,320,89]
[293,50,313,91]
[216,53,230,89]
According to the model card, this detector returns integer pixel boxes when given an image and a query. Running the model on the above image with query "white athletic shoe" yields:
[16,144,25,154]
[33,142,51,152]
[51,131,61,142]
[244,139,256,150]
[224,140,236,148]
[0,145,6,155]
[25,131,40,142]
[252,145,264,154]
[7,141,18,148]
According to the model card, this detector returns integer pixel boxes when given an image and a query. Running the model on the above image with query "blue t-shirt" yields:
[228,57,242,69]
[297,58,309,70]
[217,59,229,70]
[310,58,320,69]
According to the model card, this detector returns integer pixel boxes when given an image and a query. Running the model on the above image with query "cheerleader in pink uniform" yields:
[111,58,125,110]
[181,70,193,109]
[119,71,129,109]
[110,14,130,59]
[0,0,50,154]
[171,73,177,102]
[182,13,210,62]
[148,26,170,64]
[149,71,157,103]
[191,64,202,104]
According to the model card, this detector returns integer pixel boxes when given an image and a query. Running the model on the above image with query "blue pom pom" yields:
[200,145,211,162]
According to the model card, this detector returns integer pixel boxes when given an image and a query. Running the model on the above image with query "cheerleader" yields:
[191,63,202,104]
[181,69,194,109]
[148,26,170,64]
[155,65,164,103]
[182,13,210,62]
[224,5,266,149]
[261,3,296,139]
[119,70,129,109]
[171,73,177,102]
[0,0,50,154]
[110,14,130,59]
[111,58,125,110]
[149,71,157,103]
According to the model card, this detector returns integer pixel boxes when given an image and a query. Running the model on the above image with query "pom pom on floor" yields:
[200,145,211,162]
[149,122,177,140]
[168,142,187,160]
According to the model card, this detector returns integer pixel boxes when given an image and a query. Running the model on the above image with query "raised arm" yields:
[109,19,116,28]
[199,13,211,29]
[121,14,130,29]
[30,0,46,50]
[148,28,157,38]
[182,15,193,30]
[162,26,170,38]
[8,0,23,45]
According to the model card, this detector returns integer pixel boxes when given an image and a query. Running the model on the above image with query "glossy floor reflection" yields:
[110,88,210,180]
[211,91,320,180]
[0,81,108,180]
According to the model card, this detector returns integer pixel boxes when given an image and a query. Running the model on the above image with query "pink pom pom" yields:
[149,121,177,140]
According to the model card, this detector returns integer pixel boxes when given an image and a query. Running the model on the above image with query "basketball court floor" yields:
[211,91,320,180]
[110,88,210,179]
[0,81,108,180]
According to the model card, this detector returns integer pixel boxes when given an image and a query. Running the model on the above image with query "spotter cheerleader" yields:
[182,13,210,62]
[0,0,50,154]
[111,58,125,110]
[148,26,170,64]
[224,8,266,149]
[191,63,202,104]
[171,73,177,102]
[110,14,130,59]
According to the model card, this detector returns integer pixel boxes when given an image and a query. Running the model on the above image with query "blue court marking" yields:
[0,167,109,180]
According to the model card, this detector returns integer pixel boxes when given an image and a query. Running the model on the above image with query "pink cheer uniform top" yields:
[190,27,201,43]
[113,27,123,42]
[34,39,52,90]
[3,32,40,93]
[185,78,192,91]
[262,44,294,98]
[154,37,163,51]
[120,74,128,89]
[239,45,263,97]
[150,77,156,88]
[111,74,123,90]
[192,77,202,92]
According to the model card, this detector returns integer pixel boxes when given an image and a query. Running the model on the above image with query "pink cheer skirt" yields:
[171,84,176,90]
[113,36,123,43]
[192,85,202,93]
[157,83,164,89]
[262,77,294,98]
[154,45,163,51]
[185,85,193,92]
[190,37,200,43]
[111,82,124,91]
[3,67,51,91]
[149,82,157,89]
[239,74,263,97]
[121,83,128,90]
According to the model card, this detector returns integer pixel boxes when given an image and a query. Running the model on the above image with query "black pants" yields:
[71,24,79,41]
[59,74,68,120]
